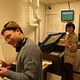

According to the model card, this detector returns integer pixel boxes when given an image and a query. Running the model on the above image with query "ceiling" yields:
[40,0,80,4]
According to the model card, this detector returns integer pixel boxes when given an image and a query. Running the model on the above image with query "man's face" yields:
[3,29,21,47]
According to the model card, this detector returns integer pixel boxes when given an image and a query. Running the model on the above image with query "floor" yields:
[46,72,80,80]
[47,72,62,80]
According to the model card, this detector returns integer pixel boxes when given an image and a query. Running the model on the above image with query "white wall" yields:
[0,0,46,41]
[0,0,80,41]
[46,1,80,35]
[38,3,46,41]
[0,0,24,63]
[0,0,46,62]
[0,0,25,29]
[21,1,46,42]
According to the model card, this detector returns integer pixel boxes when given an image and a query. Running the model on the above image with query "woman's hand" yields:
[65,40,71,48]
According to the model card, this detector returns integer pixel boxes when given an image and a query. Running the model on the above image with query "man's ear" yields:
[16,28,20,32]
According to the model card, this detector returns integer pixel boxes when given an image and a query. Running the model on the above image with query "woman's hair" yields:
[1,21,23,35]
[65,22,75,32]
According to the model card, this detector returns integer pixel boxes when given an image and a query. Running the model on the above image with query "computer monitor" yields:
[61,10,74,21]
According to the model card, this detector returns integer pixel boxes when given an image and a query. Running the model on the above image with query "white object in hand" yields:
[66,32,69,39]
[0,63,2,67]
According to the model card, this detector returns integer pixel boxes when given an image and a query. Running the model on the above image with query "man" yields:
[0,21,42,80]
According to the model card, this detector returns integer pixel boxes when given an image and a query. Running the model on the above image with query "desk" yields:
[42,60,52,70]
[42,52,64,80]
[42,60,52,80]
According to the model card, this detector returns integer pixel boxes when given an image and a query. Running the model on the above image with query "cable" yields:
[68,0,70,10]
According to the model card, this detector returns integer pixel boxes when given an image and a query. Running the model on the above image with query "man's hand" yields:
[0,67,7,77]
[0,60,11,69]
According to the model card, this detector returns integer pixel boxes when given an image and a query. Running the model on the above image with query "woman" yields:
[64,22,78,80]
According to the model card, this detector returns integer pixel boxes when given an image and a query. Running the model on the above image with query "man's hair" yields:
[65,22,75,32]
[1,21,23,35]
